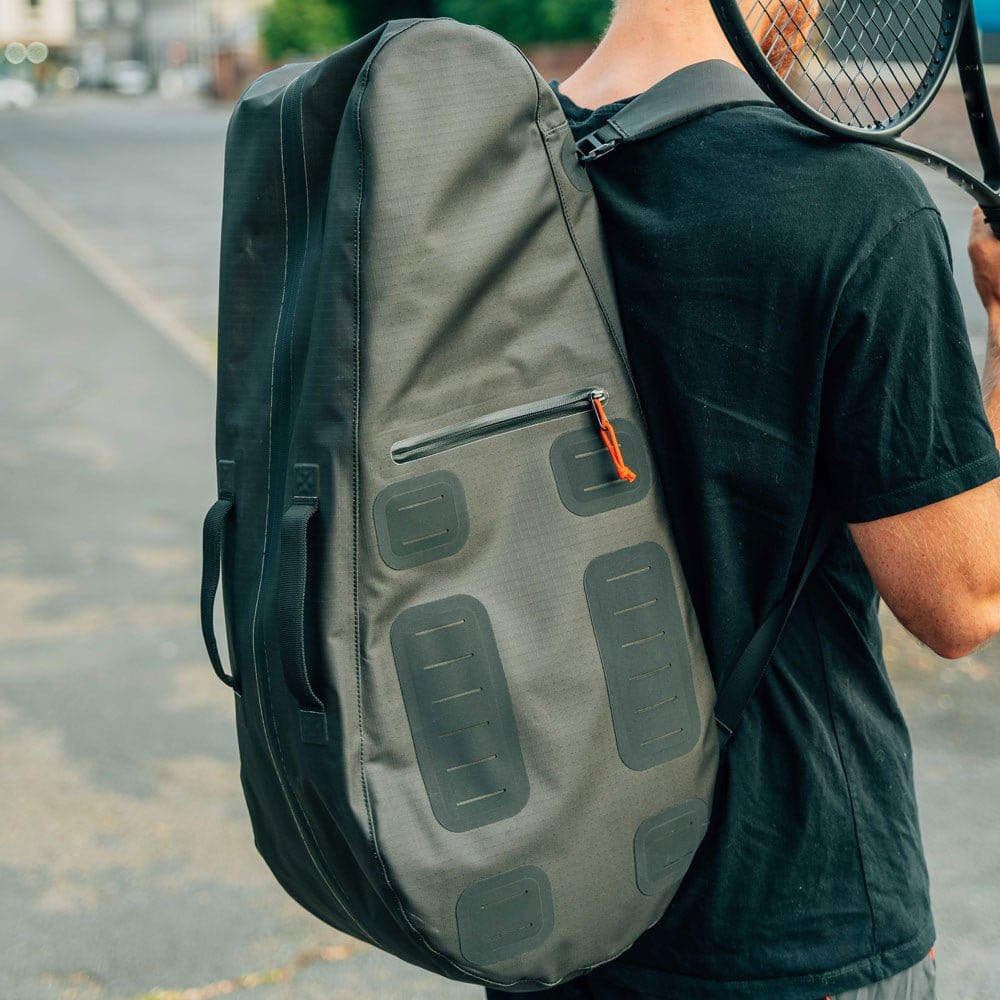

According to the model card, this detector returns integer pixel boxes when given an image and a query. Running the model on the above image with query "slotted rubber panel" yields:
[584,543,699,770]
[634,799,709,895]
[549,420,650,516]
[373,470,469,570]
[389,595,529,832]
[456,866,554,966]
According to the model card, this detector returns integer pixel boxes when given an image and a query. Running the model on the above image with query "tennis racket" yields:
[709,0,1000,233]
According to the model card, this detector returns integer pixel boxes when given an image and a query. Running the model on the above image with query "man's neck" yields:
[559,0,743,109]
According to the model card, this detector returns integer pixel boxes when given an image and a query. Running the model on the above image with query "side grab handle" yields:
[277,463,329,745]
[200,459,238,690]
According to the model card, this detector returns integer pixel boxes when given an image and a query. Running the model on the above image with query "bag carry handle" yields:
[714,515,838,745]
[277,463,329,746]
[201,459,239,691]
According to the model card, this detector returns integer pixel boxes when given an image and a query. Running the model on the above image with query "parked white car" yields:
[106,61,151,96]
[158,63,212,100]
[0,78,37,109]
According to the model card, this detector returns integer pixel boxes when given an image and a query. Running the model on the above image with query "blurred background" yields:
[2,1,1000,998]
[0,0,615,103]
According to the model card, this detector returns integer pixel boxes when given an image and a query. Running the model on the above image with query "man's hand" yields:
[970,207,1000,441]
[969,207,1000,328]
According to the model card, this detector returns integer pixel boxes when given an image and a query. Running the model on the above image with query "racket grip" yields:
[983,204,1000,239]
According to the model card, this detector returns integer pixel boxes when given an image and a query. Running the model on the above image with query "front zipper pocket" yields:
[391,386,636,482]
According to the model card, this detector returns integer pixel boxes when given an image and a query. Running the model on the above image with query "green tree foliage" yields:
[347,0,435,37]
[339,0,612,44]
[261,0,353,60]
[435,0,612,43]
[263,0,612,62]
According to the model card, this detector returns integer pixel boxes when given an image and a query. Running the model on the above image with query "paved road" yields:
[0,95,479,1000]
[0,94,228,346]
[0,92,997,999]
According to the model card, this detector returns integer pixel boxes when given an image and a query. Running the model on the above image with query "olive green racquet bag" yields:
[200,16,826,991]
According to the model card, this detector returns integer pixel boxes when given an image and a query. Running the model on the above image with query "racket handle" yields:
[957,11,1000,191]
[983,204,1000,240]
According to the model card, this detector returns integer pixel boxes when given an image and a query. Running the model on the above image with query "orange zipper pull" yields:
[591,394,637,483]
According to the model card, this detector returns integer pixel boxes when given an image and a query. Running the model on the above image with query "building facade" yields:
[0,0,74,49]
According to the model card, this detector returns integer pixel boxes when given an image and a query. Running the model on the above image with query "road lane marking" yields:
[0,163,216,379]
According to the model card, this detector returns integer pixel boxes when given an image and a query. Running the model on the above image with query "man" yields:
[485,1,1000,998]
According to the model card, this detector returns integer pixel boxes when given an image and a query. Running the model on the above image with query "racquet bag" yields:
[199,17,802,991]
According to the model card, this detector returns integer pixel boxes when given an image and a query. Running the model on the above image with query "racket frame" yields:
[955,8,1000,192]
[711,0,1000,208]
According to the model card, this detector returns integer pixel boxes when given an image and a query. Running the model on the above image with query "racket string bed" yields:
[748,1,864,124]
[715,0,1000,221]
[749,3,854,119]
[740,0,950,128]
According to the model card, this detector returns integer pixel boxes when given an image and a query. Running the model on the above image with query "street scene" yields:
[0,92,483,1000]
[3,3,1000,999]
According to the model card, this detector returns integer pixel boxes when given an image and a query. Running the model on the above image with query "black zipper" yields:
[247,74,366,940]
[391,386,609,464]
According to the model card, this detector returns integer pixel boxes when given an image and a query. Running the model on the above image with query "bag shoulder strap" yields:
[576,59,771,162]
[713,516,839,745]
[572,57,820,742]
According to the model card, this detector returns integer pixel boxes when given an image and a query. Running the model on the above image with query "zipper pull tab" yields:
[591,394,638,484]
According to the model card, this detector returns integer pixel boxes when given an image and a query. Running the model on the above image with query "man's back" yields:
[554,91,999,998]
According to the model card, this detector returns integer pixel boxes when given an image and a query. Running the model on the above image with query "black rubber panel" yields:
[633,799,709,896]
[584,542,700,770]
[455,865,555,966]
[373,470,469,570]
[389,595,529,832]
[549,421,650,517]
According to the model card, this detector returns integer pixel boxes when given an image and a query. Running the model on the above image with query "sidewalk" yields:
[0,173,477,1000]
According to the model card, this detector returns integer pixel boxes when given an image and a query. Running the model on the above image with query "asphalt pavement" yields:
[0,93,479,1000]
[0,90,997,1000]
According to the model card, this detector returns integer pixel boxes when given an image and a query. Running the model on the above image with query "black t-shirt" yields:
[554,79,1000,999]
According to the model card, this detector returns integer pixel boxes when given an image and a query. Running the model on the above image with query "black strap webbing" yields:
[576,59,772,162]
[277,464,329,745]
[200,459,238,690]
[713,516,839,745]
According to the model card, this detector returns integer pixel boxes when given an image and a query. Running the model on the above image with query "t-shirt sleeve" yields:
[820,205,1000,523]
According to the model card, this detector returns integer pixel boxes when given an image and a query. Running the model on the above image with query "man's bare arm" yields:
[847,208,1000,660]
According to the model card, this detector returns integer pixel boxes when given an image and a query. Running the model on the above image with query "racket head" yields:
[711,0,969,140]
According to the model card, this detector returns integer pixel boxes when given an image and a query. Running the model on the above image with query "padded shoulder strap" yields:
[576,59,771,162]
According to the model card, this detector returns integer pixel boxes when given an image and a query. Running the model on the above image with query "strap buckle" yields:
[576,130,620,163]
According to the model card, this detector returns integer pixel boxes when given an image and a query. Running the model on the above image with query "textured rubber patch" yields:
[584,542,700,770]
[389,595,529,832]
[373,470,469,570]
[550,420,650,516]
[456,866,554,966]
[634,799,709,895]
